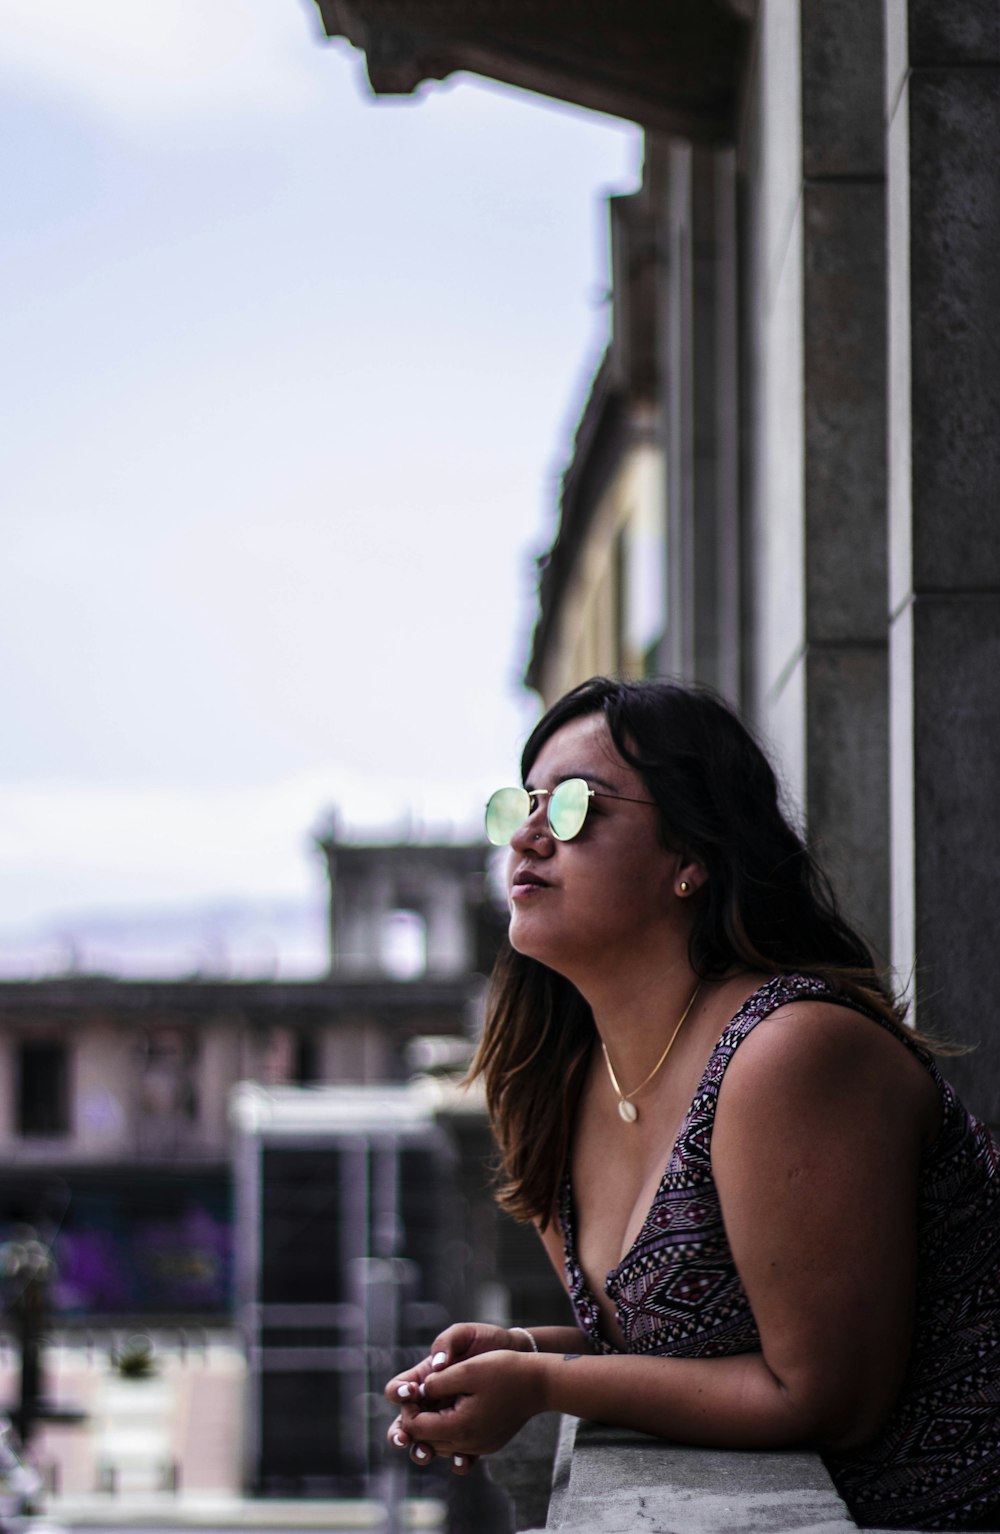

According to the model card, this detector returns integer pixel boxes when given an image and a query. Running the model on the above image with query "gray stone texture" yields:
[796,4,891,961]
[906,595,1000,1115]
[801,0,886,177]
[543,1418,856,1533]
[805,645,890,965]
[884,0,909,122]
[906,68,1000,592]
[488,1411,562,1532]
[907,0,1000,64]
[762,648,807,830]
[885,1,1000,1123]
[525,1415,1000,1533]
[803,180,887,645]
[886,76,913,615]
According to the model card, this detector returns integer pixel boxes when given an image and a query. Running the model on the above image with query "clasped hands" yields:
[384,1322,543,1475]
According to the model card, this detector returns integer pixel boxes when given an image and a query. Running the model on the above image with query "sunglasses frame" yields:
[485,777,657,846]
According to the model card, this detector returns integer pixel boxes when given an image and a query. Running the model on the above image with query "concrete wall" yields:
[738,0,1000,1045]
[885,0,1000,1091]
[741,0,890,962]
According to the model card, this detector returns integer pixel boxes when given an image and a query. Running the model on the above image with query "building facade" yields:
[0,831,502,1322]
[0,835,530,1498]
[317,0,1000,1120]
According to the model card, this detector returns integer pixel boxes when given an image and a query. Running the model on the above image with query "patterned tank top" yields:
[559,975,1000,1530]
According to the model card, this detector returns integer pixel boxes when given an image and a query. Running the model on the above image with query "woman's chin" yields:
[509,917,576,973]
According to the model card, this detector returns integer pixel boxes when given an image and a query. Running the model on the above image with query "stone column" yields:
[799,0,890,962]
[885,1,1000,1111]
[742,0,890,960]
[657,139,740,703]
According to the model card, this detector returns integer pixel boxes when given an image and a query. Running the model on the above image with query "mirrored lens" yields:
[548,778,591,841]
[485,786,530,846]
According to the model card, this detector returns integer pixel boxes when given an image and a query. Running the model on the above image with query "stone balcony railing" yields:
[489,1414,1000,1534]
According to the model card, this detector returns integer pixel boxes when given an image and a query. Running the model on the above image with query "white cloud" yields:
[0,0,331,123]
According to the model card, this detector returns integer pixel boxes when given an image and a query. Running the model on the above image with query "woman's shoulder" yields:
[717,979,942,1150]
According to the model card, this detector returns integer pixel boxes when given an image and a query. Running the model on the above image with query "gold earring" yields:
[679,880,690,895]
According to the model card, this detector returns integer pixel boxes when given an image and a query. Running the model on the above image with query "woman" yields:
[386,677,1000,1530]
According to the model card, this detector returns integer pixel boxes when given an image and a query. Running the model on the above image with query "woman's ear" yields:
[675,857,707,899]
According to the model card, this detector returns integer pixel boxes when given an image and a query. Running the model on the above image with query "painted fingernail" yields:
[392,1433,406,1448]
[414,1446,429,1462]
[396,1383,412,1400]
[452,1455,465,1468]
[417,1382,426,1398]
[432,1351,447,1368]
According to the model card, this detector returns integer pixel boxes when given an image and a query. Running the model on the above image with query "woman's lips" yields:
[510,866,551,898]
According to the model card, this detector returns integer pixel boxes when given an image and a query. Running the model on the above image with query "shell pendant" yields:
[617,1097,638,1124]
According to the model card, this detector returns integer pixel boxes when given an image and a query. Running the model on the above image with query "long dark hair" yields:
[470,676,908,1226]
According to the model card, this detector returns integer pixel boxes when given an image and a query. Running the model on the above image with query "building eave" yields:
[314,1,752,143]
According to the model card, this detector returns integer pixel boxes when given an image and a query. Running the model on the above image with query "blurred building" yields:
[231,1079,537,1497]
[317,821,505,980]
[0,833,568,1500]
[317,0,1000,1121]
[0,831,502,1296]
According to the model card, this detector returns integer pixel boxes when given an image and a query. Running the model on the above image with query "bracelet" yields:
[509,1326,538,1353]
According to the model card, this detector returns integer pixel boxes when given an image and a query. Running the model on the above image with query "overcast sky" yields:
[1,0,639,973]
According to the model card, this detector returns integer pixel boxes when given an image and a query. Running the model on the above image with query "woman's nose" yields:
[508,799,554,855]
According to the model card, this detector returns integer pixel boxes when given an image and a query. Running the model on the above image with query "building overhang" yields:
[313,0,753,143]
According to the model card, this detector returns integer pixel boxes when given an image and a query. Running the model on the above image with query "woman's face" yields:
[506,712,685,979]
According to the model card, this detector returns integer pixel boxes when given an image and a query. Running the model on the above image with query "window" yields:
[293,1032,320,1086]
[17,1041,70,1137]
[380,909,427,979]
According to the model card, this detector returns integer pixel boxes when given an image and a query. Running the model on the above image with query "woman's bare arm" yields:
[392,1003,935,1458]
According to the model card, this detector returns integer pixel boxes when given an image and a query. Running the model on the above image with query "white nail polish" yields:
[397,1383,411,1400]
[414,1446,429,1462]
[452,1455,465,1468]
[432,1351,447,1368]
[417,1381,426,1398]
[392,1433,406,1448]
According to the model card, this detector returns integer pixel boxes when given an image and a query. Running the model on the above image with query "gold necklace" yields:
[601,983,701,1124]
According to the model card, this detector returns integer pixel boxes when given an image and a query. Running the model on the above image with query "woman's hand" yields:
[391,1348,546,1463]
[384,1324,539,1472]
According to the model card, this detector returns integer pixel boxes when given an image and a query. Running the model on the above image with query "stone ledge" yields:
[520,1416,1000,1534]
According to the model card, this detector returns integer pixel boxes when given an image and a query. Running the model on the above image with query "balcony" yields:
[491,1414,985,1534]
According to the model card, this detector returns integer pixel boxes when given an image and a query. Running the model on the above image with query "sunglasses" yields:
[485,777,656,846]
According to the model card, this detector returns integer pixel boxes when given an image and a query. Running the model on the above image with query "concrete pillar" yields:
[657,140,740,702]
[799,0,890,961]
[742,0,807,805]
[743,0,890,960]
[885,2,1000,1106]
